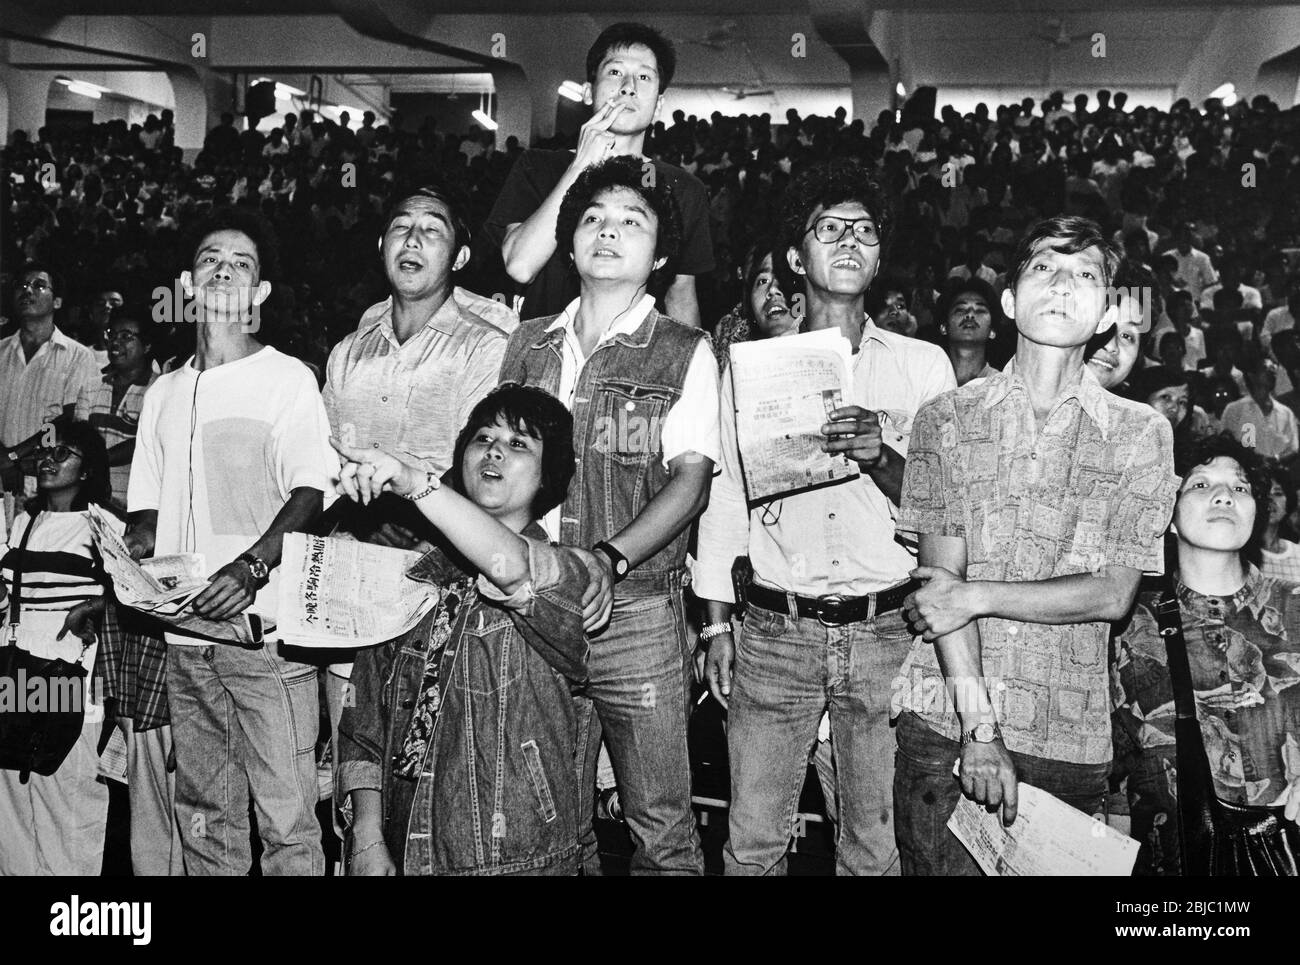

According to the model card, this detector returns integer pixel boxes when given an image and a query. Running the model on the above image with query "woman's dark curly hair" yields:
[777,159,892,266]
[25,420,111,513]
[1174,433,1272,567]
[450,383,575,521]
[555,155,683,288]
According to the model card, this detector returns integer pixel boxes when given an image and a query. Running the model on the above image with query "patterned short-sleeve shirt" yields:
[897,365,1180,764]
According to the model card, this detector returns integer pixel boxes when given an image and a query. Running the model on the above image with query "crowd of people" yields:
[2,20,1300,877]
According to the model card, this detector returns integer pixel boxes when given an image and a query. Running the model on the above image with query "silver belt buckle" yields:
[816,594,847,627]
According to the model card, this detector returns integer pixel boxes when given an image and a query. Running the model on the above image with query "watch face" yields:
[973,723,997,743]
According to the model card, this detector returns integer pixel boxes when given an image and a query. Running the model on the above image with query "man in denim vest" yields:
[499,155,719,874]
[695,160,956,874]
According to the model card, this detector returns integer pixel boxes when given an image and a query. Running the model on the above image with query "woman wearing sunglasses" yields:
[0,419,116,875]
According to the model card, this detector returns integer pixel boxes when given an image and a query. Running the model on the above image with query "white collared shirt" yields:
[0,326,99,445]
[542,295,720,542]
[693,317,956,600]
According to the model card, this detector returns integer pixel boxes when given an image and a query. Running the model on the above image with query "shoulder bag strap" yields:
[1152,576,1222,875]
[6,512,40,643]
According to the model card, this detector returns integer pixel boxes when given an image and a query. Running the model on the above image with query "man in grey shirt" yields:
[320,184,508,792]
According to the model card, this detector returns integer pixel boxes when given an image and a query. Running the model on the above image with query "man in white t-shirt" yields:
[126,209,337,876]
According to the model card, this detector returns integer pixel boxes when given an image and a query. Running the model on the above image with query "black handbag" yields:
[0,512,91,783]
[1153,585,1300,876]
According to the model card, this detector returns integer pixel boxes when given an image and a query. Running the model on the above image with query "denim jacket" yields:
[336,525,590,875]
[499,308,706,595]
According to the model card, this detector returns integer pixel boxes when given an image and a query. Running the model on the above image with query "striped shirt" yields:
[325,293,508,475]
[0,508,121,717]
[76,373,158,509]
[0,327,100,446]
[1261,540,1300,584]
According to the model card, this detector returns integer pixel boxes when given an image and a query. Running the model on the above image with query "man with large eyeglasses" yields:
[0,263,99,520]
[694,160,956,875]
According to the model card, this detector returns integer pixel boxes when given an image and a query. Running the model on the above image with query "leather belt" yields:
[746,579,919,627]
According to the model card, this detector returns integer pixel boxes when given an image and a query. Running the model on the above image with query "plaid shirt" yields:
[96,598,170,731]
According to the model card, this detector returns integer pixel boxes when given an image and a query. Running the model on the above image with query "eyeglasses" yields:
[106,331,141,344]
[35,445,83,463]
[805,216,881,247]
[17,279,52,293]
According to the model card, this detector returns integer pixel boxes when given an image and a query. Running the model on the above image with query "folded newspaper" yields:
[947,780,1140,876]
[728,329,860,501]
[276,533,439,649]
[86,504,259,645]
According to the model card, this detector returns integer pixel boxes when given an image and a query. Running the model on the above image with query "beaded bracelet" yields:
[407,471,441,502]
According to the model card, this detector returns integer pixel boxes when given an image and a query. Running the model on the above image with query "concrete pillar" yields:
[848,66,894,125]
[489,64,532,147]
[164,67,211,158]
[0,66,58,141]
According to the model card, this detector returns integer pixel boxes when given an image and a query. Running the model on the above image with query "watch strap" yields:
[960,721,1002,746]
[592,541,629,583]
[237,552,270,587]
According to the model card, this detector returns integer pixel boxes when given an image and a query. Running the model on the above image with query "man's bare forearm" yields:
[607,459,713,569]
[501,166,583,283]
[972,567,1141,625]
[246,487,323,568]
[865,448,906,505]
[932,620,997,729]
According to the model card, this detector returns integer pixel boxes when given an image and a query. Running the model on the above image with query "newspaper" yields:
[276,532,439,649]
[947,781,1140,876]
[728,329,860,501]
[86,504,260,645]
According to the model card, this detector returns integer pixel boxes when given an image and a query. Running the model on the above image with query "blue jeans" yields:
[167,643,324,876]
[575,581,702,875]
[893,711,1110,876]
[724,602,913,876]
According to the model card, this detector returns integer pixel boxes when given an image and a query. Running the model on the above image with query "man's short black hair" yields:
[586,22,676,95]
[1005,215,1119,293]
[19,260,62,298]
[382,181,472,253]
[937,276,999,326]
[1174,433,1272,567]
[778,159,892,262]
[185,206,281,282]
[450,383,575,521]
[555,155,683,286]
[109,302,155,345]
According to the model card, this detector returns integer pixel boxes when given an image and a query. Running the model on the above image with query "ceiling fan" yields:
[1035,17,1095,49]
[682,19,741,52]
[718,84,774,100]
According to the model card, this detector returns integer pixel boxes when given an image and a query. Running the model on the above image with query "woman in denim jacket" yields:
[333,384,590,875]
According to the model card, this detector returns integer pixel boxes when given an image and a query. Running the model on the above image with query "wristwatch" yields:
[237,552,271,588]
[960,722,1003,747]
[592,541,630,584]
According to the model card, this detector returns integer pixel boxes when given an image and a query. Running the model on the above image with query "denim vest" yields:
[499,309,706,594]
[336,528,590,875]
